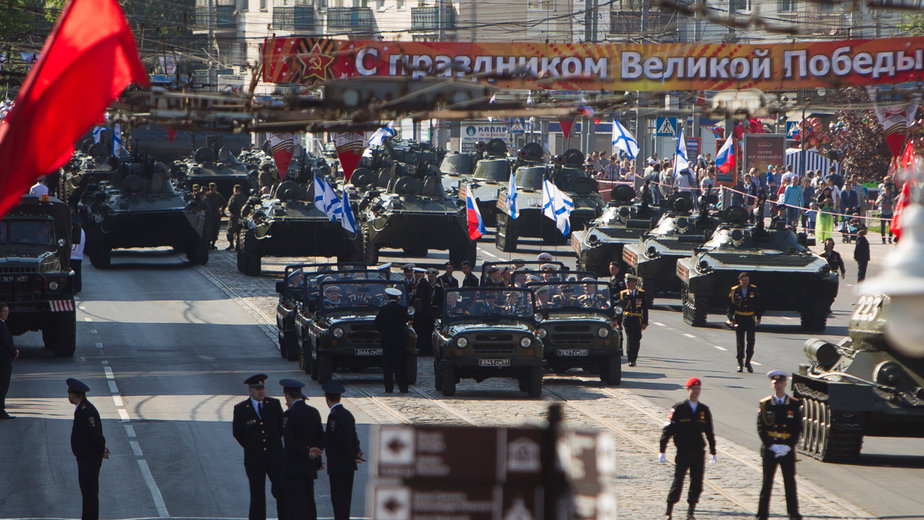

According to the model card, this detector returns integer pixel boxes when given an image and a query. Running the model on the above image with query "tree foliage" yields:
[815,88,893,180]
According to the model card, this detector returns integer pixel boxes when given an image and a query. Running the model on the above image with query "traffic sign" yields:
[785,121,801,139]
[655,117,677,137]
[372,483,543,520]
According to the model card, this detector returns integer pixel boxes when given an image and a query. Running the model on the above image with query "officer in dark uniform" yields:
[322,381,364,520]
[233,374,285,520]
[68,378,109,520]
[617,274,648,367]
[401,264,416,291]
[0,303,19,420]
[280,379,325,520]
[756,370,803,520]
[482,266,505,287]
[608,261,627,294]
[659,377,717,520]
[413,269,439,355]
[460,260,479,287]
[727,272,761,373]
[439,261,459,288]
[375,288,411,393]
[225,184,248,250]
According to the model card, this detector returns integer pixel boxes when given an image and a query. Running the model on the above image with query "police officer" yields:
[659,377,717,520]
[67,378,109,520]
[280,379,325,520]
[233,374,285,520]
[460,260,479,287]
[756,371,803,520]
[618,275,648,367]
[608,261,627,294]
[375,288,411,393]
[727,272,761,373]
[322,381,364,520]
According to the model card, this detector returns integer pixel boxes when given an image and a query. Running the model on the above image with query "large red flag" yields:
[891,182,911,240]
[0,0,148,219]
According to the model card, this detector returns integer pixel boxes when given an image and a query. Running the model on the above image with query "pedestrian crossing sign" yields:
[655,117,677,137]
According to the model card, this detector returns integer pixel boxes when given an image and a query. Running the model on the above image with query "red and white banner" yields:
[332,131,365,182]
[269,132,299,178]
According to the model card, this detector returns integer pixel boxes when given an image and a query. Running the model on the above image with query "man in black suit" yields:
[322,381,363,520]
[439,261,459,289]
[280,379,325,520]
[375,288,411,393]
[0,303,19,419]
[460,260,479,287]
[68,378,109,520]
[233,374,285,520]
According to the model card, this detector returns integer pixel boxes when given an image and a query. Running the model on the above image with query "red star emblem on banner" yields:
[297,43,335,82]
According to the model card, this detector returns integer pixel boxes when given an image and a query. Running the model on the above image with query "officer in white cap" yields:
[375,287,411,393]
[756,370,803,520]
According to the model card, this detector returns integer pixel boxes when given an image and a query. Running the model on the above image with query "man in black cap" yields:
[756,370,803,520]
[67,378,109,520]
[375,288,411,393]
[233,374,285,520]
[0,303,19,419]
[322,380,363,520]
[617,275,648,367]
[727,272,761,373]
[280,379,325,520]
[482,266,505,287]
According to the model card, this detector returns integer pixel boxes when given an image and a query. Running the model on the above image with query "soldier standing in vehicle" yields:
[756,371,803,520]
[727,272,761,373]
[659,377,717,520]
[375,288,411,393]
[225,184,247,251]
[280,379,324,520]
[321,381,363,520]
[68,378,109,520]
[232,374,285,520]
[617,274,648,367]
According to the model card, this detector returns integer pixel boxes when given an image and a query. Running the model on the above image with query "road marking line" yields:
[751,361,763,366]
[683,333,695,339]
[91,328,98,334]
[129,440,144,457]
[83,317,92,322]
[652,321,666,327]
[117,408,130,422]
[714,345,728,351]
[101,360,109,366]
[103,366,114,380]
[108,381,119,394]
[136,459,170,518]
[123,424,136,438]
[198,354,214,361]
[111,394,123,408]
[96,342,103,349]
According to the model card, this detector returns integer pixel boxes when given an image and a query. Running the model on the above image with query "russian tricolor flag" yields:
[465,184,486,240]
[716,135,735,174]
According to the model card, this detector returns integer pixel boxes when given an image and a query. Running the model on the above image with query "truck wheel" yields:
[318,353,333,384]
[310,345,319,380]
[527,367,542,398]
[407,355,418,386]
[517,376,528,393]
[362,225,378,265]
[284,333,299,362]
[237,229,261,276]
[433,360,443,391]
[601,356,622,386]
[441,366,456,396]
[88,235,111,269]
[800,303,828,332]
[186,224,210,265]
[47,311,76,357]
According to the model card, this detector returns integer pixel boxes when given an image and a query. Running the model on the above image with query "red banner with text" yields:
[263,37,924,92]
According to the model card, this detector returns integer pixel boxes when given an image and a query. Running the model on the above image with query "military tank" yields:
[356,138,477,266]
[237,179,361,275]
[622,193,721,300]
[78,156,210,268]
[675,206,838,330]
[172,142,256,199]
[495,147,605,252]
[792,204,924,462]
[572,184,664,276]
[450,139,511,226]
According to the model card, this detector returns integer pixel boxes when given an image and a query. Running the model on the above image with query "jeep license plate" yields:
[479,358,511,367]
[354,348,382,356]
[558,349,589,357]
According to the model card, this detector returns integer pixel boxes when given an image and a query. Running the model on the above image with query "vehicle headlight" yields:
[536,327,548,339]
[456,337,468,348]
[48,281,59,291]
[597,326,610,338]
[520,337,532,348]
[613,307,624,317]
[646,245,659,258]
[332,327,344,338]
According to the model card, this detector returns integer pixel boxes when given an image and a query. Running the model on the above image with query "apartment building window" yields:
[778,0,794,11]
[730,0,750,11]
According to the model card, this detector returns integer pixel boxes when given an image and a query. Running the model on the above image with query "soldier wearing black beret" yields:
[232,374,285,520]
[322,381,364,520]
[67,378,109,520]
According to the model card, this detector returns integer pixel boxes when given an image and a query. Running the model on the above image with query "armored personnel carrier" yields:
[237,179,361,276]
[0,195,76,357]
[622,193,721,300]
[495,148,604,252]
[572,184,664,276]
[78,156,210,268]
[450,139,511,226]
[357,138,476,266]
[675,206,838,330]
[439,148,476,193]
[172,144,255,199]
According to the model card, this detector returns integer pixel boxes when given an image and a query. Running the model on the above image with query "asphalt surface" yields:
[0,230,922,519]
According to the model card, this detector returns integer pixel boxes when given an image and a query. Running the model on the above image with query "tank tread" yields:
[681,286,707,327]
[794,385,864,463]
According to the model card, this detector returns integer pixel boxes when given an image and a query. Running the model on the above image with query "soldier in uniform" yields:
[205,182,227,249]
[439,261,459,288]
[322,286,343,308]
[280,379,325,520]
[756,370,803,520]
[444,291,466,314]
[659,377,717,520]
[225,184,248,251]
[413,269,439,355]
[321,381,364,520]
[0,303,18,420]
[67,378,109,520]
[617,275,648,367]
[482,266,505,287]
[401,264,416,291]
[232,374,285,520]
[609,261,627,294]
[727,272,761,373]
[375,288,411,393]
[460,260,479,288]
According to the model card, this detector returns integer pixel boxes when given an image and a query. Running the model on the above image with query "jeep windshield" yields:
[318,281,407,314]
[528,281,612,313]
[0,220,55,247]
[442,287,535,321]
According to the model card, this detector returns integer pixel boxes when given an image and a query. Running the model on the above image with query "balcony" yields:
[411,5,456,32]
[193,5,236,34]
[273,6,318,32]
[609,9,679,42]
[326,6,375,35]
